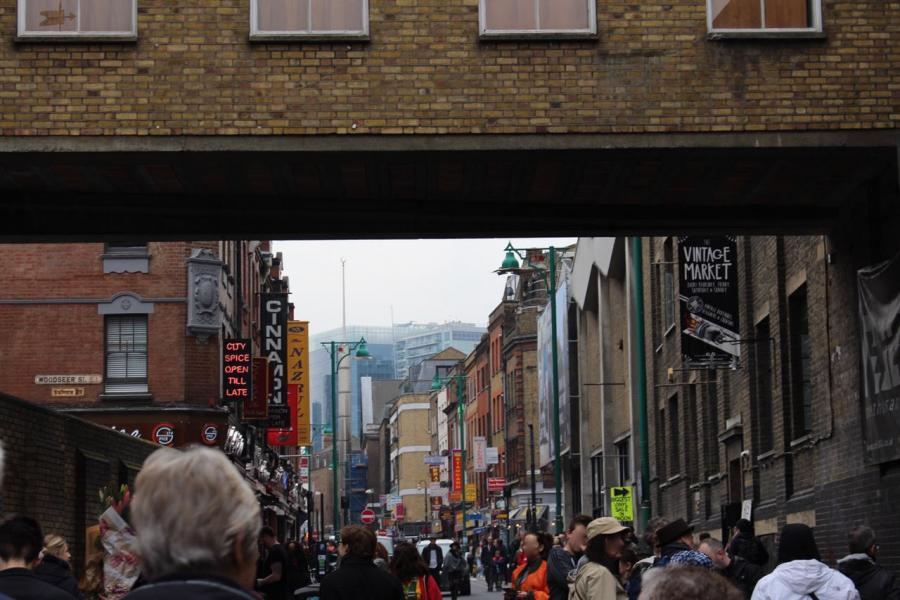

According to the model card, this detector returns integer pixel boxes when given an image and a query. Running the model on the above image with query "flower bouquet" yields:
[98,484,139,600]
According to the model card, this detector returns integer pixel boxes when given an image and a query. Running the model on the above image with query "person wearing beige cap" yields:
[569,518,632,600]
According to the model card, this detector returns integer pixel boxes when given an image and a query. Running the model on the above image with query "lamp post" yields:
[497,243,564,535]
[322,337,371,535]
[432,371,468,547]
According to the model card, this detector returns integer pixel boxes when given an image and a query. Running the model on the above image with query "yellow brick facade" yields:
[0,0,896,136]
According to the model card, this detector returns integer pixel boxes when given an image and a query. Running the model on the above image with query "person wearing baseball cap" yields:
[569,517,632,600]
[651,518,712,569]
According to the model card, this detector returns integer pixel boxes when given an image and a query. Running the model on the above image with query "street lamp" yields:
[431,370,469,547]
[322,337,371,535]
[497,242,564,535]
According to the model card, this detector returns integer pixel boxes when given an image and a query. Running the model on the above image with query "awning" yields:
[510,505,548,523]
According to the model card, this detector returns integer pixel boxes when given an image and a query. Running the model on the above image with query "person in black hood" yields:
[837,526,900,600]
[728,519,770,568]
[35,535,82,598]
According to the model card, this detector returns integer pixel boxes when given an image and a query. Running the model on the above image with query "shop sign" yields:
[485,447,499,465]
[289,321,311,446]
[201,423,219,446]
[222,338,252,401]
[451,450,462,491]
[153,423,175,447]
[35,374,102,385]
[487,477,506,492]
[428,465,441,490]
[261,292,289,428]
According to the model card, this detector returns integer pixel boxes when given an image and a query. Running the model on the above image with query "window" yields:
[663,238,676,333]
[615,438,630,485]
[754,318,775,453]
[18,0,137,41]
[250,0,369,41]
[105,315,148,394]
[707,0,823,36]
[789,285,812,439]
[479,0,596,39]
[668,394,680,476]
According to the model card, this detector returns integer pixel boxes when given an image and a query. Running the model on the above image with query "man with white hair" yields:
[123,446,262,600]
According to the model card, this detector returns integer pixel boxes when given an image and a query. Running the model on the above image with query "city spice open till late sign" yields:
[222,339,252,401]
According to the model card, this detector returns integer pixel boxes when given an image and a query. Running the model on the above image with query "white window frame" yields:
[16,0,137,42]
[479,0,597,40]
[706,0,824,39]
[250,0,370,42]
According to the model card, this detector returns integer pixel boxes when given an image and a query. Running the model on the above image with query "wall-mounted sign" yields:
[451,450,462,491]
[290,321,310,446]
[485,447,499,465]
[51,387,85,397]
[201,423,219,446]
[424,455,445,466]
[222,339,252,401]
[242,358,269,420]
[678,236,741,368]
[35,374,102,385]
[487,477,506,493]
[610,486,634,522]
[429,465,441,490]
[153,423,175,447]
[261,293,289,428]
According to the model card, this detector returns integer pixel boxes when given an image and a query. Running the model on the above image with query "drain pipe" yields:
[630,237,652,533]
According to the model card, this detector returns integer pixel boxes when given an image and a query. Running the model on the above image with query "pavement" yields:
[464,576,508,600]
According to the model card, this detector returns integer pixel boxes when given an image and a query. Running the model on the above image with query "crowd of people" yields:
[1,446,899,600]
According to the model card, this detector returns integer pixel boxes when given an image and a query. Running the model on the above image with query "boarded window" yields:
[18,0,136,39]
[481,0,595,38]
[709,0,819,32]
[252,0,368,39]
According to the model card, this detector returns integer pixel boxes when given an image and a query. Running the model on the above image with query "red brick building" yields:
[0,241,280,448]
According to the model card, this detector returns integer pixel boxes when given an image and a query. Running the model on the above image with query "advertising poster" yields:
[537,279,570,466]
[678,236,741,368]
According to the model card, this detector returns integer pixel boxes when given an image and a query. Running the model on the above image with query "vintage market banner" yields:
[858,253,900,464]
[678,236,741,368]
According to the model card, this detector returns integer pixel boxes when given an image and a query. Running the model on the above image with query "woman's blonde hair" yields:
[43,534,68,559]
[131,446,260,580]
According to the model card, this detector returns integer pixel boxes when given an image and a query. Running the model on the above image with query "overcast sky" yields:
[275,238,576,334]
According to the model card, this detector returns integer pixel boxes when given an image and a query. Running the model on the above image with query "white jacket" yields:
[751,559,861,600]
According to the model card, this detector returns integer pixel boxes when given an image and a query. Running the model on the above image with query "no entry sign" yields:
[360,509,376,524]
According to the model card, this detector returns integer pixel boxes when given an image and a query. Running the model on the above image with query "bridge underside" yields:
[1,132,896,240]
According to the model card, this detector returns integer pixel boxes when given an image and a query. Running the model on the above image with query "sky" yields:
[275,238,576,334]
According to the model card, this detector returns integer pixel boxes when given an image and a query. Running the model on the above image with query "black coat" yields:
[722,555,763,599]
[838,556,900,600]
[422,544,444,571]
[729,533,769,567]
[0,567,78,600]
[34,554,82,599]
[122,573,258,600]
[319,556,404,600]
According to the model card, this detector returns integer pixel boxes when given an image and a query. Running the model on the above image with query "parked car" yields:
[416,539,471,596]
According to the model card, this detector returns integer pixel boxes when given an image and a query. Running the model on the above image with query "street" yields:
[464,576,503,600]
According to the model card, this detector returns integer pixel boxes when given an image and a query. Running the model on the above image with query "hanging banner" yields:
[678,236,741,368]
[858,253,900,464]
[473,436,487,473]
[269,320,310,446]
[222,339,252,402]
[537,277,570,466]
[261,293,289,428]
[242,357,269,420]
[451,450,463,491]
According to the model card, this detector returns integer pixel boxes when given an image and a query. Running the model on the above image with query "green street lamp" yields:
[433,371,469,548]
[322,337,371,535]
[497,242,564,535]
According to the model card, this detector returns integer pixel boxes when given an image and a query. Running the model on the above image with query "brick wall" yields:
[0,391,156,575]
[641,187,900,572]
[0,0,896,136]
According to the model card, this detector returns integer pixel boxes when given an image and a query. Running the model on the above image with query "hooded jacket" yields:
[837,554,900,600]
[751,559,861,600]
[34,554,82,599]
